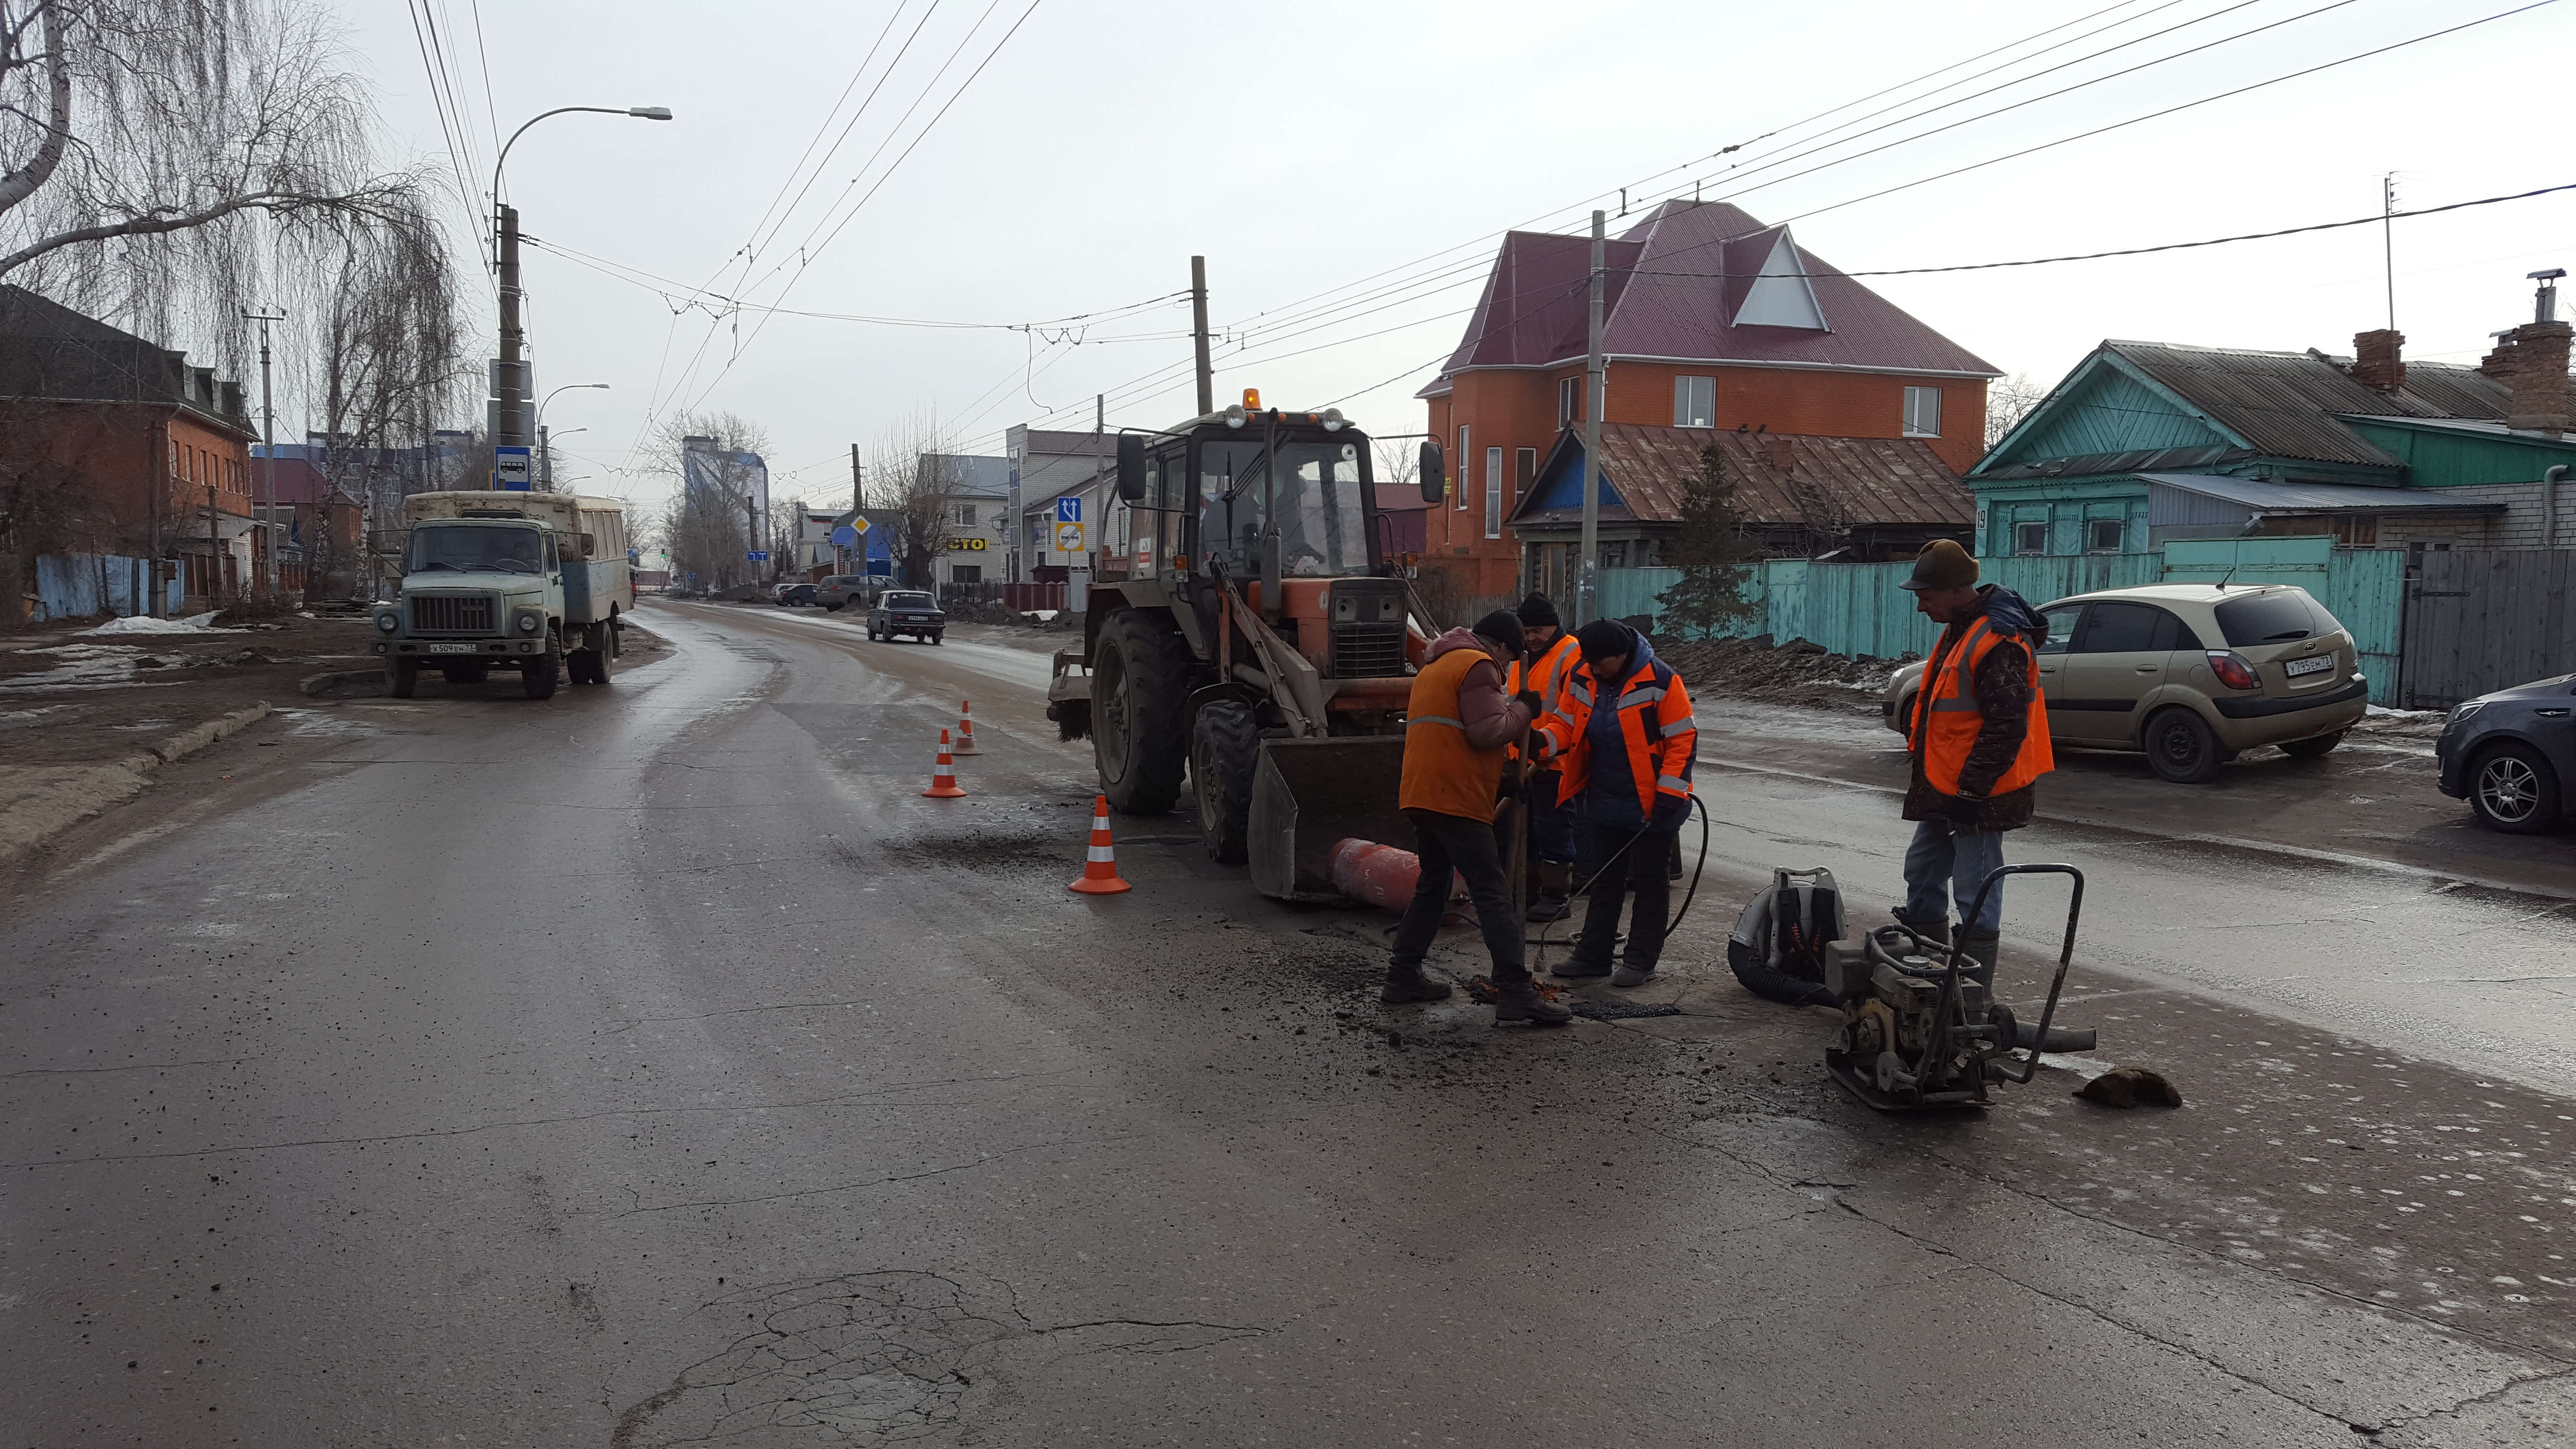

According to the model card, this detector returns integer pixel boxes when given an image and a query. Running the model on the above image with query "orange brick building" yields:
[1417,200,1997,610]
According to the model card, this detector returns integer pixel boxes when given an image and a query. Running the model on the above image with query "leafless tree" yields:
[864,409,959,592]
[1983,371,2049,452]
[1373,439,1417,495]
[650,409,770,593]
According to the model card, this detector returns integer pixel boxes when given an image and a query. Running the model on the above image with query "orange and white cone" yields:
[922,727,967,798]
[953,697,981,755]
[1067,794,1131,895]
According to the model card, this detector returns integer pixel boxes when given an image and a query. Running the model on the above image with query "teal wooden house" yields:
[1969,332,2576,559]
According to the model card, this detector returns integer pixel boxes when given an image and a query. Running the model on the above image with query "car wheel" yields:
[2144,706,2222,783]
[1191,698,1258,863]
[2281,730,2343,759]
[2469,742,2563,834]
[929,632,944,646]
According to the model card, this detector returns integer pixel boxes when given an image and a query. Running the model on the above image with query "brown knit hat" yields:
[1898,539,1979,593]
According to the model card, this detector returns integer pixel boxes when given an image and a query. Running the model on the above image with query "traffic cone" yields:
[953,697,981,754]
[1067,794,1132,895]
[922,728,967,798]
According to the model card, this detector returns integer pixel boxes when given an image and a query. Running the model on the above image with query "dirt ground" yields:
[0,610,671,771]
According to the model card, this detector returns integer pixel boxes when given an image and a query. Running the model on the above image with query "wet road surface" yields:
[2,599,2572,1446]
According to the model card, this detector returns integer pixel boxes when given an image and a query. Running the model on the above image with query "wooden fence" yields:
[2399,549,2576,709]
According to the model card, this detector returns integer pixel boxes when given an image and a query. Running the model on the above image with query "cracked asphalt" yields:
[3,598,2573,1446]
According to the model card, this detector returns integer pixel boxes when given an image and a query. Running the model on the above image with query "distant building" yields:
[1006,427,1114,582]
[1418,200,1998,613]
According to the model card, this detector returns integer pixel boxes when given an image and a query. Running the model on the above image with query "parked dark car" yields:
[776,582,817,607]
[868,590,945,644]
[2436,671,2576,833]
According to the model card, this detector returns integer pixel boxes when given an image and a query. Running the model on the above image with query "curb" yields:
[0,702,273,868]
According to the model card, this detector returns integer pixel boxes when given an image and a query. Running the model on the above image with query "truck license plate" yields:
[427,643,477,655]
[2284,654,2334,677]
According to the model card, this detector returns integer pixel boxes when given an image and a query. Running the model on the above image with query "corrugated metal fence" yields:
[25,554,180,624]
[2398,550,2576,709]
[1599,536,2413,704]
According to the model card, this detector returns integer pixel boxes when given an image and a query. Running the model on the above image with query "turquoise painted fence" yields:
[1604,537,2407,703]
[30,554,179,623]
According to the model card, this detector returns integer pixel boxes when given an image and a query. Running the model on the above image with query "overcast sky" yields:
[337,0,2575,517]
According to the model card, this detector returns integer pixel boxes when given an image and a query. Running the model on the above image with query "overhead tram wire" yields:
[403,1,490,278]
[729,0,931,270]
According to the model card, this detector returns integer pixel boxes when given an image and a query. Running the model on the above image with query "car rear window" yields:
[2213,589,2323,645]
[886,593,934,608]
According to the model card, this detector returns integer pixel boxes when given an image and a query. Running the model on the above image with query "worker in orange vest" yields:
[1389,610,1573,1025]
[1896,540,2055,986]
[1532,618,1698,987]
[1505,593,1582,922]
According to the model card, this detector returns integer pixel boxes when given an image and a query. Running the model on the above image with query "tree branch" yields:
[0,0,73,217]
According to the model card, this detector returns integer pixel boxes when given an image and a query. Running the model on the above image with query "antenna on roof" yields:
[2215,565,2237,591]
[1619,187,1627,217]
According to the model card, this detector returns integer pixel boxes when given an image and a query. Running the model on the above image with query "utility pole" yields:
[1191,255,1213,417]
[495,204,526,485]
[243,308,285,604]
[207,483,221,607]
[1578,209,1607,629]
[2382,173,2399,333]
[538,423,550,490]
[850,444,863,510]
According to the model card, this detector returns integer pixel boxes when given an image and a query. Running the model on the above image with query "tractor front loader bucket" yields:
[1248,736,1410,902]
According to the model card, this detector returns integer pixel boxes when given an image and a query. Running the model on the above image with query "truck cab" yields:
[371,492,629,699]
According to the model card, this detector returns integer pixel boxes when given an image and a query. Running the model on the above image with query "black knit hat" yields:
[1472,610,1526,652]
[1515,592,1560,628]
[1575,618,1633,663]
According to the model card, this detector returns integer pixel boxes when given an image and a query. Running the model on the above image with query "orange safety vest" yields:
[1400,646,1512,821]
[1505,632,1580,764]
[1910,614,2054,796]
[1533,659,1697,824]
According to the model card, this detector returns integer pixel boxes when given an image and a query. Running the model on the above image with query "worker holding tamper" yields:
[1385,610,1573,1026]
[1894,539,2054,985]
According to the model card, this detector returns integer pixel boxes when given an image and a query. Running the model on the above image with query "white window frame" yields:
[2014,520,2049,556]
[2085,517,2124,554]
[1902,386,1943,438]
[1484,445,1505,540]
[1455,425,1469,509]
[955,502,978,526]
[1674,375,1716,429]
[1558,376,1579,427]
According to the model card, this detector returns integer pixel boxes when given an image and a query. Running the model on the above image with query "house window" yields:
[1674,375,1715,428]
[951,564,982,584]
[1559,376,1579,426]
[2332,515,2379,547]
[1455,426,1469,509]
[1484,446,1504,540]
[1903,386,1943,438]
[2085,518,2124,553]
[955,503,978,526]
[2014,520,2049,555]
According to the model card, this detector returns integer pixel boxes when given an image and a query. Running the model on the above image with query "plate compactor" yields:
[1792,863,2098,1111]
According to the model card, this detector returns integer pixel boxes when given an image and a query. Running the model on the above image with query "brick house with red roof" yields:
[1417,199,1998,609]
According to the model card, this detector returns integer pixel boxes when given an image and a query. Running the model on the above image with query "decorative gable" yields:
[1732,229,1828,331]
[1979,349,2242,475]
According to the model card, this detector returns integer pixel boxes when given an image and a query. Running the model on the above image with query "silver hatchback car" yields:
[1884,583,2369,783]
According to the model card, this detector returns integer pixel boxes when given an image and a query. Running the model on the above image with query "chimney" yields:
[2351,330,2405,393]
[1762,434,1795,474]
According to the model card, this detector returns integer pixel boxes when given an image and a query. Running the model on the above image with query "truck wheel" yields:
[1092,608,1191,815]
[590,640,613,686]
[567,650,597,686]
[388,658,418,698]
[524,627,563,700]
[1191,698,1258,863]
[2144,707,2221,784]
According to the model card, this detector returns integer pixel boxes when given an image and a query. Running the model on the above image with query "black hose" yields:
[1528,793,1713,974]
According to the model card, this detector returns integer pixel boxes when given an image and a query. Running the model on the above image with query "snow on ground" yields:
[80,612,242,636]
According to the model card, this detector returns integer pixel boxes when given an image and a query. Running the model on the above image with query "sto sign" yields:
[950,536,988,552]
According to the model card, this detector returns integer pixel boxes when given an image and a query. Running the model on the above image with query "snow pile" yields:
[80,612,240,637]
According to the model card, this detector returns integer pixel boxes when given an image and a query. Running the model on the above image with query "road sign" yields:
[847,515,869,533]
[1053,520,1087,553]
[1055,496,1082,523]
[830,524,858,547]
[493,445,532,491]
[747,550,770,562]
[950,536,987,551]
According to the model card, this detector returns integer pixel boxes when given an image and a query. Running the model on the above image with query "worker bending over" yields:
[1895,540,2054,985]
[1387,610,1573,1025]
[1535,618,1698,987]
[1506,592,1582,922]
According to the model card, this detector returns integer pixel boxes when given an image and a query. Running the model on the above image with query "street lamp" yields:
[489,107,671,487]
[537,384,608,491]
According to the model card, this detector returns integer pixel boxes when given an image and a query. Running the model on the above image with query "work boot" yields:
[1526,862,1574,923]
[1957,930,2001,991]
[1551,954,1612,979]
[1610,960,1657,988]
[1894,914,1949,954]
[1381,962,1453,1004]
[1493,980,1573,1026]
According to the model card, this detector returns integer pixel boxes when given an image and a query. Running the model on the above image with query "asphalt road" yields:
[3,599,2572,1447]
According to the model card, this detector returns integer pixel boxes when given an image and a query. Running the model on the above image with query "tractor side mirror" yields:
[1418,440,1445,506]
[1115,434,1147,504]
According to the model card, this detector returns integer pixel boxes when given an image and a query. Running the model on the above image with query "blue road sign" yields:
[747,551,770,562]
[830,525,858,547]
[1055,496,1082,523]
[493,445,532,491]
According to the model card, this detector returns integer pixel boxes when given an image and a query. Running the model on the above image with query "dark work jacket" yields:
[1903,585,2045,832]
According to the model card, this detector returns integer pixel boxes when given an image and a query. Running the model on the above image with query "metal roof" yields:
[2105,341,2511,467]
[2136,472,2506,513]
[1420,200,1997,397]
[1513,423,1972,530]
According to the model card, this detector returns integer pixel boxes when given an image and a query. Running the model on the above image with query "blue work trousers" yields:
[1902,818,2007,933]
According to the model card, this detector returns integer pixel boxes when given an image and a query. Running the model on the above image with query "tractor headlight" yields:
[374,610,400,633]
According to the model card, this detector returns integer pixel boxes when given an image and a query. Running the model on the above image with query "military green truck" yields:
[370,491,631,699]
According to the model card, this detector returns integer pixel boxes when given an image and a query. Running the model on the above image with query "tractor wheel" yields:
[1191,698,1259,863]
[1091,608,1191,815]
